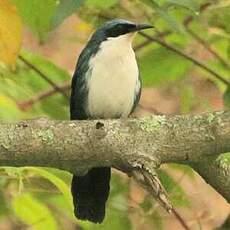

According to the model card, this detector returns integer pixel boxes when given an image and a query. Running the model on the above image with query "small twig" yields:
[134,31,171,52]
[132,167,173,213]
[139,31,229,86]
[17,82,70,111]
[183,2,211,26]
[172,208,190,230]
[185,27,230,69]
[183,2,230,71]
[135,3,212,52]
[142,169,172,212]
[18,55,69,100]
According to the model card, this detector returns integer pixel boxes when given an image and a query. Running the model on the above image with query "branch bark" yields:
[0,111,229,204]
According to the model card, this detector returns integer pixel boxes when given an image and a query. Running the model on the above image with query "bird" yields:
[70,18,153,223]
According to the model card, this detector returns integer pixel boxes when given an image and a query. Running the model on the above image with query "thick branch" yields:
[0,111,229,202]
[191,155,230,202]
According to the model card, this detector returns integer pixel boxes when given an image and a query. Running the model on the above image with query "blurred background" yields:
[0,0,230,229]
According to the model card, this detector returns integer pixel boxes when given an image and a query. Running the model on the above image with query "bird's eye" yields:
[105,23,135,38]
[116,24,128,35]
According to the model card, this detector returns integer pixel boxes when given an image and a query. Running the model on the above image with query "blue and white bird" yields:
[70,19,153,223]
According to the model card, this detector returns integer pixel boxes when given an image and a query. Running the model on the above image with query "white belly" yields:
[87,36,139,118]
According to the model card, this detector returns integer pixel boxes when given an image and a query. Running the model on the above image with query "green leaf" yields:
[1,167,22,177]
[84,0,118,9]
[0,94,22,120]
[141,0,184,32]
[12,193,57,230]
[158,169,190,207]
[12,0,56,41]
[139,47,191,86]
[21,167,72,208]
[0,49,69,120]
[207,5,230,35]
[20,49,70,83]
[51,0,84,28]
[223,86,230,109]
[164,0,199,12]
[18,50,69,119]
[227,42,230,59]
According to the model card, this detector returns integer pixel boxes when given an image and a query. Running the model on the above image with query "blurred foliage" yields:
[0,50,70,120]
[158,169,190,207]
[13,193,58,230]
[0,0,22,68]
[51,0,84,28]
[224,86,230,109]
[0,0,229,229]
[12,0,57,42]
[139,46,192,86]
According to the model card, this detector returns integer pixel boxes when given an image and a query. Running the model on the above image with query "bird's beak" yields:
[136,23,153,31]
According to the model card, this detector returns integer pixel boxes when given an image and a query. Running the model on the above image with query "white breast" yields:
[87,33,139,118]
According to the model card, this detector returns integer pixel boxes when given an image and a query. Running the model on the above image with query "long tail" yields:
[71,167,111,223]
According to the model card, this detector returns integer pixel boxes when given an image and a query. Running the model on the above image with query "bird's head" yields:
[91,19,153,44]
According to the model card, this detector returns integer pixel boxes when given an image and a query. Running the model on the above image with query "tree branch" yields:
[183,2,211,26]
[191,155,230,202]
[0,111,229,204]
[134,31,171,52]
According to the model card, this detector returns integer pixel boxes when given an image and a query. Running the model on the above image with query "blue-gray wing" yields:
[70,42,100,120]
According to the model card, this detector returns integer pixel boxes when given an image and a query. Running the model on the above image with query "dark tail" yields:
[71,167,111,223]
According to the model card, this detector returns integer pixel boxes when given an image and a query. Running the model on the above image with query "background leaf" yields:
[139,47,191,86]
[0,49,70,120]
[164,0,199,12]
[141,0,184,32]
[12,0,56,41]
[12,193,58,230]
[0,0,22,68]
[21,167,73,208]
[51,0,84,28]
[0,95,22,119]
[84,0,118,9]
[0,0,229,229]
